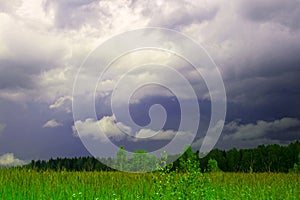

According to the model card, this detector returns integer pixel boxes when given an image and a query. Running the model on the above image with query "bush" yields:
[207,159,221,172]
[152,156,215,199]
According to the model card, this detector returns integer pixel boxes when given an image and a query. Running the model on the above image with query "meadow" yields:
[0,168,299,200]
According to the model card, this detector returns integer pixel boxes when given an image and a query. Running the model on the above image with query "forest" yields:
[24,141,300,173]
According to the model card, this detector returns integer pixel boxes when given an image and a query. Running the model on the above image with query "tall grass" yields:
[209,172,300,200]
[0,168,152,200]
[0,168,299,199]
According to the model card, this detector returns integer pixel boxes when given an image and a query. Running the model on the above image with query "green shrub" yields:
[207,159,221,172]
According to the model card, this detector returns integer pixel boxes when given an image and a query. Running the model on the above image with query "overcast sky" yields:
[0,0,300,164]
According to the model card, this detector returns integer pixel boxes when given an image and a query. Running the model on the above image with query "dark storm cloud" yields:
[225,70,300,108]
[207,1,300,113]
[223,118,300,140]
[0,54,68,102]
[0,60,34,90]
[0,59,42,90]
[238,0,300,30]
[210,117,300,150]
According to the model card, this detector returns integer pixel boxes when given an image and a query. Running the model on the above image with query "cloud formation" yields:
[0,0,299,107]
[0,153,25,166]
[238,0,300,30]
[43,119,63,128]
[223,117,300,140]
[73,115,195,144]
[193,117,300,150]
[0,0,299,160]
[49,95,72,113]
[134,129,194,142]
[214,117,300,149]
[72,115,130,142]
[0,0,22,14]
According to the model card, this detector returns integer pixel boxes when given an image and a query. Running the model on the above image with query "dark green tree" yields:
[226,148,240,171]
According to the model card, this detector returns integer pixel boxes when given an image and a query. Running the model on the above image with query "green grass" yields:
[209,172,300,200]
[0,169,299,199]
[0,169,153,200]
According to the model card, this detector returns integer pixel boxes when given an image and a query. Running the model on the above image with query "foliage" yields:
[130,150,158,172]
[289,152,300,173]
[152,152,215,199]
[113,146,128,171]
[207,159,221,172]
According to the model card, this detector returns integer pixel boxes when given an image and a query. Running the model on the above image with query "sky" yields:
[0,0,300,165]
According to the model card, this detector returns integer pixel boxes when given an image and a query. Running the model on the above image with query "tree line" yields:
[196,141,300,173]
[24,141,300,173]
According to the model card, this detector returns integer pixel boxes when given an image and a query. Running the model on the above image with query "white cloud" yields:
[72,115,131,142]
[43,119,63,128]
[135,129,175,140]
[133,129,194,142]
[73,115,194,143]
[45,0,148,32]
[49,95,72,113]
[145,0,218,29]
[0,153,25,166]
[0,0,22,14]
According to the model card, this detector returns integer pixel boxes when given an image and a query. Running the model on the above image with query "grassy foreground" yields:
[0,169,299,199]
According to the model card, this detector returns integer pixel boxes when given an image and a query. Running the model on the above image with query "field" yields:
[0,169,299,199]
